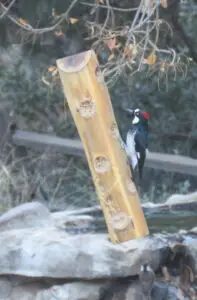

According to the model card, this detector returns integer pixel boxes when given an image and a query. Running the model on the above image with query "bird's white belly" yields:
[125,131,138,170]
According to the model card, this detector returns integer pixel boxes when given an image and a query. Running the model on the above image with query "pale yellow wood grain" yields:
[56,50,149,243]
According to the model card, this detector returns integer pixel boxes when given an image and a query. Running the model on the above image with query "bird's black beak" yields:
[122,108,134,116]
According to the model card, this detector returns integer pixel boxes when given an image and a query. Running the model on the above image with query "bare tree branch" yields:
[80,1,138,12]
[1,0,191,88]
[0,0,79,33]
[0,0,16,19]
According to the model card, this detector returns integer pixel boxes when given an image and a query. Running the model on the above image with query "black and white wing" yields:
[134,129,148,179]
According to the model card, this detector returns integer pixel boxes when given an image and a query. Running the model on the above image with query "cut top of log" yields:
[57,50,93,73]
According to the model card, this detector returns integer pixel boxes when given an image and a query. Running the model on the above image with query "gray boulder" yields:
[0,227,167,279]
[0,202,53,231]
[36,282,104,300]
[0,277,12,299]
[0,276,45,300]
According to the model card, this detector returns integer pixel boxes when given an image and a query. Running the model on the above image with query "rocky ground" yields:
[0,200,197,299]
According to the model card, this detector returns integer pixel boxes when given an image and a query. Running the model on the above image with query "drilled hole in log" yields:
[77,97,96,118]
[95,66,104,83]
[109,212,134,232]
[126,179,136,194]
[94,155,111,173]
[110,122,119,138]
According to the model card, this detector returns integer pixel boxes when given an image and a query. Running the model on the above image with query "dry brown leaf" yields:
[106,37,116,51]
[69,18,79,24]
[19,18,28,25]
[55,31,63,36]
[160,0,168,8]
[124,47,132,56]
[147,53,157,65]
[48,66,56,72]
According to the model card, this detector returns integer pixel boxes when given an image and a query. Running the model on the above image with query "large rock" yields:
[35,280,190,300]
[0,227,167,279]
[0,276,45,300]
[165,191,197,205]
[0,202,53,231]
[10,282,44,300]
[36,282,104,300]
[0,277,12,299]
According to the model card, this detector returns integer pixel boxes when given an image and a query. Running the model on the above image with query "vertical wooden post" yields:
[56,50,149,243]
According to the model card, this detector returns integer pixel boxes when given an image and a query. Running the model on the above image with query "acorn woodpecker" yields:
[120,108,150,180]
[139,263,155,299]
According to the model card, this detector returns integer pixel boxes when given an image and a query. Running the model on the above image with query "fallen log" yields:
[12,130,197,176]
[51,197,197,234]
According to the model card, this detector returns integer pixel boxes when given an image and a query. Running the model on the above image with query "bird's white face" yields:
[132,108,140,124]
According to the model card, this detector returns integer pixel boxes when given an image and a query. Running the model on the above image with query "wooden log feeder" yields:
[56,50,149,243]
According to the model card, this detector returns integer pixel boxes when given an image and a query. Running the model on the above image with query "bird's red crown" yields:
[141,111,150,120]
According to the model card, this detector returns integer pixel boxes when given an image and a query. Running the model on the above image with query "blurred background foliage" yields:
[0,0,196,212]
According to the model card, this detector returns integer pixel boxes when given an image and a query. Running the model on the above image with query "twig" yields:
[80,1,138,12]
[0,0,79,33]
[0,0,16,19]
[0,0,186,89]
